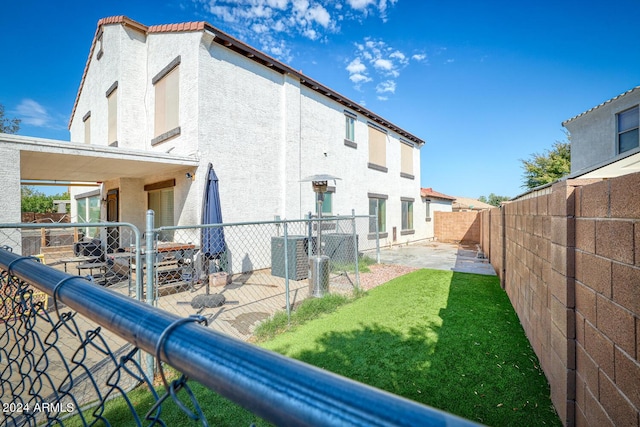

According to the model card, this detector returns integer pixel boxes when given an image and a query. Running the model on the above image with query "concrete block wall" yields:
[433,211,480,243]
[574,173,640,427]
[479,173,640,426]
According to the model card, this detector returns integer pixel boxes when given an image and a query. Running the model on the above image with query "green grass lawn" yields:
[68,269,561,426]
[261,269,560,426]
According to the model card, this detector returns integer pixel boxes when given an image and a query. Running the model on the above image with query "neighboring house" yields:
[451,197,493,212]
[563,86,640,179]
[420,187,455,239]
[41,15,424,249]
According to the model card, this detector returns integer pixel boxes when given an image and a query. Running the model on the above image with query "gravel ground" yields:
[358,263,419,291]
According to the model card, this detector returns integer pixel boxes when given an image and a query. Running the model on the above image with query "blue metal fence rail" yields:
[0,246,479,426]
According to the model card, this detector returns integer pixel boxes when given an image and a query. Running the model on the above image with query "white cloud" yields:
[15,99,54,127]
[292,0,309,14]
[308,4,331,27]
[376,0,397,22]
[345,37,415,97]
[390,50,405,61]
[194,0,399,62]
[262,39,293,62]
[267,0,289,9]
[346,57,372,86]
[208,5,236,22]
[373,58,393,71]
[350,73,372,84]
[412,53,427,61]
[251,23,269,33]
[376,80,396,94]
[345,0,394,21]
[346,57,366,74]
[347,0,375,10]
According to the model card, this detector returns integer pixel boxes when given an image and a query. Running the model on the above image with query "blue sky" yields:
[2,0,639,199]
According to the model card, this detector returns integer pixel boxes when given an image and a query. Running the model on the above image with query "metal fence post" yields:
[283,220,291,322]
[145,210,155,307]
[375,206,380,263]
[352,209,360,290]
[307,211,313,258]
[145,209,156,377]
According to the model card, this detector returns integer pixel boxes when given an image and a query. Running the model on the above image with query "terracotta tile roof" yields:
[420,187,456,200]
[68,16,425,146]
[148,22,206,33]
[562,86,640,126]
[452,196,494,210]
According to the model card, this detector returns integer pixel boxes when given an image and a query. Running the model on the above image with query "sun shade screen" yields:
[401,142,413,175]
[107,89,117,144]
[84,115,91,144]
[155,66,179,137]
[368,126,386,167]
[149,188,175,241]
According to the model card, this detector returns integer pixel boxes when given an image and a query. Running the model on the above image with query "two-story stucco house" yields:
[563,86,640,179]
[59,15,426,247]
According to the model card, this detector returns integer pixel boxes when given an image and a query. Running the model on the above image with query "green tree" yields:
[520,140,571,189]
[0,103,20,134]
[478,193,510,207]
[21,187,69,213]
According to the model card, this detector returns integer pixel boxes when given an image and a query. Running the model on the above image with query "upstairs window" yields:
[106,82,118,146]
[400,140,414,179]
[96,31,104,60]
[83,111,91,144]
[618,106,639,154]
[368,124,387,172]
[344,111,357,148]
[153,56,181,145]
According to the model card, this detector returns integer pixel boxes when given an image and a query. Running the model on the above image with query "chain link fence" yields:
[157,213,378,321]
[0,252,156,426]
[0,223,142,300]
[0,213,378,340]
[0,231,473,426]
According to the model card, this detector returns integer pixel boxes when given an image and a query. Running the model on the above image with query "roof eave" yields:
[202,24,425,145]
[562,85,640,127]
[69,16,425,146]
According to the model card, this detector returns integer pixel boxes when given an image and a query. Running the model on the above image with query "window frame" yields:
[368,193,388,238]
[367,123,388,172]
[315,187,335,216]
[75,190,101,238]
[401,197,414,234]
[147,187,175,242]
[152,56,181,145]
[96,30,104,60]
[106,81,118,147]
[83,111,91,144]
[617,106,639,155]
[344,111,357,148]
[400,140,414,179]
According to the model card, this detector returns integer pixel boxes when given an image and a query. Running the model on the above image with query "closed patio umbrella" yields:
[201,163,226,257]
[198,163,227,305]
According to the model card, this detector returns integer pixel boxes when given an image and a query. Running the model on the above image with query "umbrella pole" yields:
[205,256,210,295]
